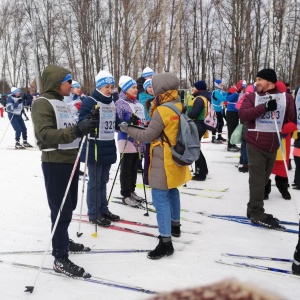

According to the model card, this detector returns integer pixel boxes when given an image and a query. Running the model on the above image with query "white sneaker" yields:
[131,192,144,202]
[123,196,140,207]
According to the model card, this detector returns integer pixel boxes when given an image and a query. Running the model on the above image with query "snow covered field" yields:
[0,112,300,300]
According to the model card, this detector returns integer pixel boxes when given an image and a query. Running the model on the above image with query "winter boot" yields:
[238,164,248,173]
[147,236,174,260]
[292,249,300,275]
[102,210,120,222]
[53,256,90,278]
[275,175,291,200]
[131,192,144,202]
[251,214,284,230]
[264,179,271,200]
[122,196,140,207]
[217,134,226,142]
[23,140,33,147]
[89,216,111,227]
[15,141,25,149]
[211,136,222,144]
[69,239,91,253]
[171,221,181,237]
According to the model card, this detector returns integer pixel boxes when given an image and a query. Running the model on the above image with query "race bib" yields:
[128,102,146,124]
[47,99,80,150]
[253,93,286,132]
[98,102,116,140]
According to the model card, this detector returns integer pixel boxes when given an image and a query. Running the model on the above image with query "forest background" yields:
[0,0,300,94]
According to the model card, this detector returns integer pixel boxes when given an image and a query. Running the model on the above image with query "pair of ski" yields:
[217,253,299,279]
[72,217,194,245]
[73,213,200,236]
[198,213,298,234]
[0,259,156,294]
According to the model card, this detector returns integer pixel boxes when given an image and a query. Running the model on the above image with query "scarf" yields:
[150,90,179,117]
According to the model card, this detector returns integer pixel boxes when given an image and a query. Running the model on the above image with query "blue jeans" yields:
[87,163,111,220]
[152,188,180,237]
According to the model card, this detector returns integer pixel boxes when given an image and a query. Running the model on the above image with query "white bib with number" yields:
[48,99,80,150]
[251,93,286,132]
[98,101,116,140]
[128,102,146,124]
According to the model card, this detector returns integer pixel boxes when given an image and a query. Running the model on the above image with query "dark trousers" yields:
[9,114,27,142]
[226,111,239,148]
[194,123,208,178]
[212,111,224,135]
[143,144,151,185]
[120,153,139,197]
[42,162,79,259]
[246,144,277,220]
[240,139,248,164]
[294,156,300,188]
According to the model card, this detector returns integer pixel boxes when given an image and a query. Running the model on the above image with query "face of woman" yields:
[99,84,114,96]
[126,85,138,98]
[146,86,154,95]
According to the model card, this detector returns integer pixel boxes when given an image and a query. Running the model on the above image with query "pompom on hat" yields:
[119,75,136,92]
[143,79,152,91]
[256,68,277,84]
[11,87,21,95]
[72,81,81,89]
[214,79,222,89]
[194,80,207,91]
[142,67,154,78]
[95,70,115,89]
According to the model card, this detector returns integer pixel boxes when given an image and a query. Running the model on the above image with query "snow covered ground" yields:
[0,112,300,300]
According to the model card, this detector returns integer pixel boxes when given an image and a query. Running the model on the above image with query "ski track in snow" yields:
[0,114,300,300]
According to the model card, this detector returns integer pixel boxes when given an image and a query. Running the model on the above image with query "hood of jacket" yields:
[41,65,71,100]
[152,73,179,96]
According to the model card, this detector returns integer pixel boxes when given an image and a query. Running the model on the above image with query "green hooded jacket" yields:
[31,65,79,163]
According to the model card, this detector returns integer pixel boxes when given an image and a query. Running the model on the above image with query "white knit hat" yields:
[142,67,154,78]
[11,87,21,95]
[143,79,152,91]
[95,70,115,89]
[119,75,136,92]
[72,81,81,89]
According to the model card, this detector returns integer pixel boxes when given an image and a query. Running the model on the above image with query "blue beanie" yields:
[61,73,72,83]
[194,80,207,91]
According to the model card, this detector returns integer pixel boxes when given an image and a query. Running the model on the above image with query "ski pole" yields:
[137,143,149,217]
[0,114,14,145]
[25,135,87,293]
[92,105,99,238]
[107,134,129,202]
[77,134,90,237]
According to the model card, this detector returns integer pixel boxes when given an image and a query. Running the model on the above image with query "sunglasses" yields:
[67,79,72,84]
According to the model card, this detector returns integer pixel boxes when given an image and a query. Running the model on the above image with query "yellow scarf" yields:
[150,90,179,117]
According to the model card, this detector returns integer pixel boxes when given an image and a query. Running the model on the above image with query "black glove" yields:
[18,99,22,103]
[73,119,99,137]
[264,99,277,111]
[87,107,100,120]
[129,114,140,125]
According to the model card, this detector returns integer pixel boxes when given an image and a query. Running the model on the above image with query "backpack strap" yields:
[160,102,182,147]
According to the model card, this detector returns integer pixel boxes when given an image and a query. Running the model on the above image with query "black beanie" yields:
[194,80,207,91]
[256,68,277,84]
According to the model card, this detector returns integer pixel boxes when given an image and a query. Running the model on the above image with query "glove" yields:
[74,102,82,111]
[73,119,99,137]
[87,107,100,120]
[129,114,140,125]
[118,122,129,133]
[235,80,244,91]
[264,99,277,111]
[18,99,23,103]
[228,87,237,94]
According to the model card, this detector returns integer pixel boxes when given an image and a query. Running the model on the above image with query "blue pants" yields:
[152,188,181,237]
[42,162,79,259]
[87,163,111,221]
[8,114,27,142]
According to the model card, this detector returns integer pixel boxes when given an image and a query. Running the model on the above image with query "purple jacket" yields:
[239,87,295,152]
